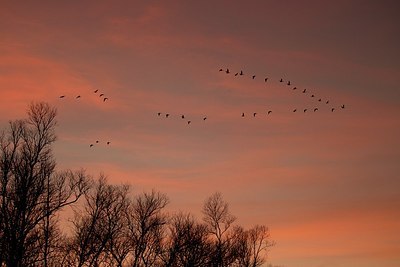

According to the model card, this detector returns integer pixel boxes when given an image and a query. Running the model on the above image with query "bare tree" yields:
[246,225,275,267]
[67,176,129,267]
[233,225,275,267]
[105,207,131,267]
[202,192,237,267]
[163,212,212,267]
[1,102,275,267]
[0,102,89,267]
[126,190,169,267]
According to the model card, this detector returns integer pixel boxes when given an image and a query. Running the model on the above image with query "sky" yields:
[1,1,400,266]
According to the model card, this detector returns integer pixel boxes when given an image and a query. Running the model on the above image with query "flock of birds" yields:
[156,67,346,125]
[89,140,111,148]
[57,67,347,148]
[59,89,109,102]
[58,89,111,148]
[156,112,208,125]
[219,67,346,114]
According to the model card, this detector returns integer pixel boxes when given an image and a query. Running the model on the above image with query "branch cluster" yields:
[0,103,274,267]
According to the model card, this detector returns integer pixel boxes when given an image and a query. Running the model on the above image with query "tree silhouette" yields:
[163,212,211,267]
[65,176,129,267]
[202,192,237,267]
[0,102,90,266]
[234,225,275,267]
[127,190,169,267]
[0,103,275,266]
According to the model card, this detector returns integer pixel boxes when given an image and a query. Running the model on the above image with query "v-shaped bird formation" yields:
[218,67,346,115]
[159,67,347,126]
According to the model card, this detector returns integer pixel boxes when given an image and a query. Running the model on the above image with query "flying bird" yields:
[103,97,108,102]
[203,117,207,121]
[287,81,291,85]
[302,89,307,93]
[314,108,319,112]
[181,115,185,119]
[303,109,307,113]
[59,95,65,98]
[253,112,257,117]
[264,78,268,82]
[293,87,297,90]
[318,98,322,102]
[166,113,170,118]
[94,89,98,93]
[235,73,238,76]
[240,70,243,75]
[311,94,315,98]
[341,104,345,109]
[331,108,335,112]
[157,112,162,116]
[76,95,81,99]
[90,144,94,148]
[226,68,230,74]
[242,112,245,117]
[279,78,283,83]
[107,141,110,145]
[267,110,272,115]
[96,140,99,143]
[293,109,297,112]
[187,120,191,124]
[252,75,256,79]
[326,100,330,104]
[99,93,104,97]
[219,68,223,72]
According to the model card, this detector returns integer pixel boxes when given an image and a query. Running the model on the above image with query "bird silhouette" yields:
[203,117,207,121]
[240,70,243,75]
[318,98,322,102]
[293,87,297,90]
[99,93,104,97]
[264,78,268,82]
[341,104,345,109]
[226,68,230,74]
[219,68,223,72]
[252,75,256,79]
[166,114,170,118]
[94,89,99,93]
[90,144,94,148]
[181,115,185,119]
[59,95,65,98]
[187,121,191,124]
[303,109,307,113]
[293,109,297,112]
[76,95,81,99]
[235,73,238,76]
[311,94,315,98]
[242,112,245,117]
[157,112,161,116]
[314,108,318,112]
[280,78,283,83]
[96,140,99,143]
[253,112,257,117]
[331,108,335,112]
[287,81,291,85]
[103,97,108,102]
[302,89,307,93]
[107,141,110,145]
[326,100,329,104]
[267,110,272,115]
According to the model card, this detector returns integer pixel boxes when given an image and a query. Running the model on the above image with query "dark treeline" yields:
[0,102,274,267]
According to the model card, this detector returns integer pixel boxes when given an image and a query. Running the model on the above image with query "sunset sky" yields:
[1,1,400,266]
